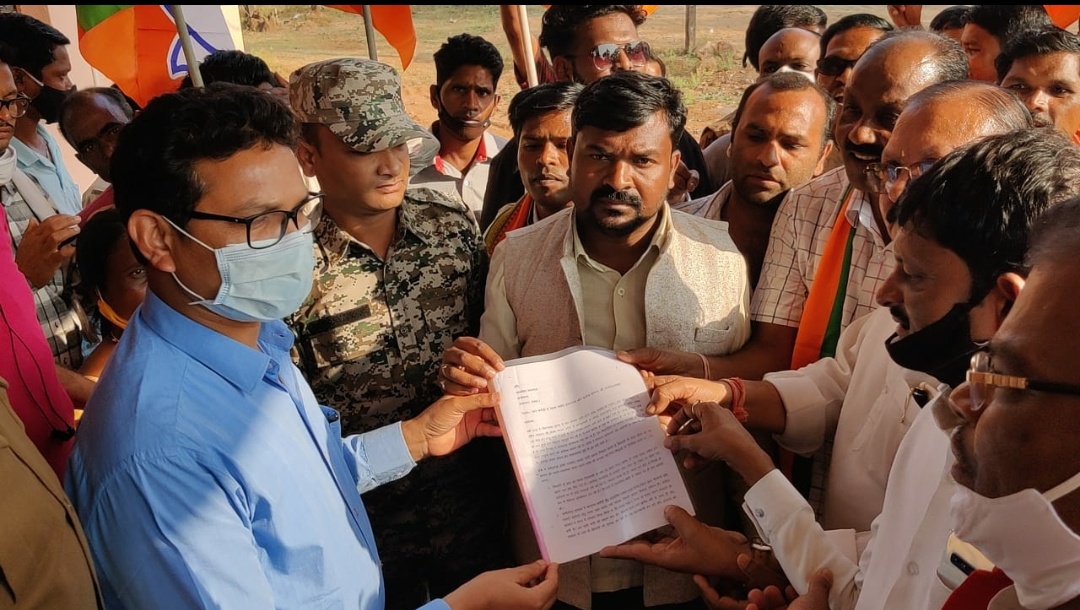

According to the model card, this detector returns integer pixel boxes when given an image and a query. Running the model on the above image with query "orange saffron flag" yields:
[77,5,237,108]
[790,186,857,369]
[1045,5,1080,30]
[325,5,417,70]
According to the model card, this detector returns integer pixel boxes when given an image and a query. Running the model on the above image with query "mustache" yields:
[591,186,643,207]
[845,142,883,159]
[889,306,910,330]
[531,171,568,183]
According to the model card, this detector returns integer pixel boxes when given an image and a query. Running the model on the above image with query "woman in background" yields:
[75,209,146,381]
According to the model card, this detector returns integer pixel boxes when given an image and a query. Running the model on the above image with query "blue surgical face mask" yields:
[165,217,315,322]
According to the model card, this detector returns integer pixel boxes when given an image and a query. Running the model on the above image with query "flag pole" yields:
[361,5,379,61]
[517,5,538,87]
[169,5,204,87]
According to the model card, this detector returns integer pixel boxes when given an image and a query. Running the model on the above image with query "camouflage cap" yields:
[289,57,438,174]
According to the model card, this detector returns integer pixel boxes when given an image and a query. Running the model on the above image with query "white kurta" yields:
[743,306,962,609]
[764,306,935,534]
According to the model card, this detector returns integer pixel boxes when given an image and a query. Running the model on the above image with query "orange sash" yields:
[790,185,857,369]
[781,186,856,490]
[484,194,533,256]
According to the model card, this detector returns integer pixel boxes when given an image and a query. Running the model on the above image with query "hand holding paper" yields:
[439,336,506,395]
[661,397,776,487]
[493,346,695,564]
[598,505,751,578]
[401,392,502,462]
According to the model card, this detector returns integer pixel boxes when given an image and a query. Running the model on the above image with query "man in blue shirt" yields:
[64,84,557,609]
[0,12,82,216]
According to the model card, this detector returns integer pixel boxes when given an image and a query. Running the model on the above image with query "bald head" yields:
[879,80,1033,210]
[858,28,969,88]
[835,29,969,193]
[758,27,821,81]
[59,86,135,181]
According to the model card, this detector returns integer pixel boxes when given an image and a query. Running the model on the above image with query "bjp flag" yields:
[1045,5,1080,30]
[325,6,417,70]
[76,5,238,108]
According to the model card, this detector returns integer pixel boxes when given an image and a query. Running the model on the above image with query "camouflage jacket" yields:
[288,188,509,582]
[290,187,486,431]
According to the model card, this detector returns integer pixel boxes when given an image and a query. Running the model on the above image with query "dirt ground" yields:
[245,5,947,143]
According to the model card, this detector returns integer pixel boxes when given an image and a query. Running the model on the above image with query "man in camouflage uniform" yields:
[287,57,511,609]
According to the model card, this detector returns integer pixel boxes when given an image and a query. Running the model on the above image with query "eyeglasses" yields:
[0,95,30,119]
[580,40,652,72]
[76,122,124,157]
[967,349,1080,411]
[865,159,937,200]
[186,192,324,249]
[816,56,858,77]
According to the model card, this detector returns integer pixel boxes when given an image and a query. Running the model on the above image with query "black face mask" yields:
[884,303,982,387]
[31,84,72,124]
[437,100,490,141]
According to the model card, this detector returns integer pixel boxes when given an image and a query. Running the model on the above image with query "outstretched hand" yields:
[439,336,506,395]
[886,5,923,28]
[402,391,501,461]
[617,347,703,377]
[599,505,749,579]
[662,400,775,486]
[443,560,559,610]
[746,568,833,610]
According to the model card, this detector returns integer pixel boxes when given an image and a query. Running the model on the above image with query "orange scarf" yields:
[484,194,533,256]
[790,185,857,369]
[782,186,857,489]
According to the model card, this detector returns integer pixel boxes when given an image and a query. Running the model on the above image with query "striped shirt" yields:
[2,179,84,369]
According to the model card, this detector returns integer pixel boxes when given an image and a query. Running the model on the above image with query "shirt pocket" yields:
[848,374,912,453]
[298,303,386,370]
[418,284,471,342]
[693,322,735,351]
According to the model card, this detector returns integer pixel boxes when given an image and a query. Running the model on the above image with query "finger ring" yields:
[691,402,700,418]
[438,379,446,391]
[440,363,449,376]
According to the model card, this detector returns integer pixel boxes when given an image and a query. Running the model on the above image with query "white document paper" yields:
[492,346,695,563]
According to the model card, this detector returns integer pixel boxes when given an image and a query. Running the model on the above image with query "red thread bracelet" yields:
[723,377,749,423]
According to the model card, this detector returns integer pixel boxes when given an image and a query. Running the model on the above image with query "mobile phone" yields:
[937,533,993,589]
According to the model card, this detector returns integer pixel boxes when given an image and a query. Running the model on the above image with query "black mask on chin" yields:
[437,100,490,140]
[884,303,982,387]
[31,84,72,124]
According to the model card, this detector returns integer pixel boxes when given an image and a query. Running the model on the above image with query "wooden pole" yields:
[684,5,697,55]
[169,5,203,87]
[361,5,378,61]
[518,5,538,87]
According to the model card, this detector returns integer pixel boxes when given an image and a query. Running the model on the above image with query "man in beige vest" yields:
[441,72,751,610]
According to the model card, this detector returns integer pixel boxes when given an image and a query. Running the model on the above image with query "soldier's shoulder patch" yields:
[405,186,471,214]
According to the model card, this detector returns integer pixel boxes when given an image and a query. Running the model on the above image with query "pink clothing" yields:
[78,185,115,228]
[0,203,75,477]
